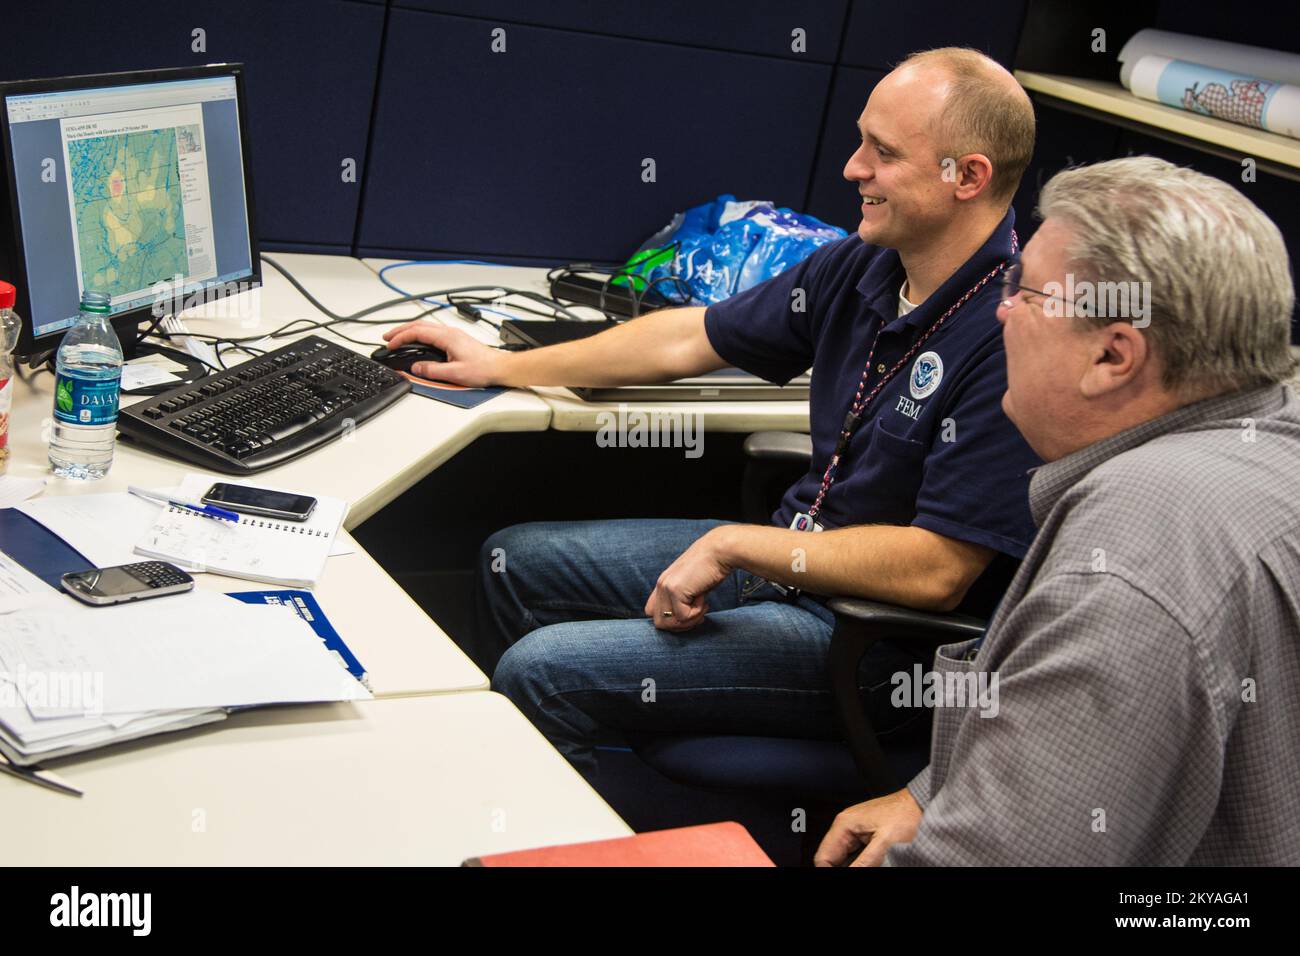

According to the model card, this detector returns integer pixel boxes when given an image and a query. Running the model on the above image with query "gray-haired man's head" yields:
[998,156,1295,460]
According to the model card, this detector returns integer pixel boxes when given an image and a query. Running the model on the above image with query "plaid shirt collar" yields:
[1027,383,1291,527]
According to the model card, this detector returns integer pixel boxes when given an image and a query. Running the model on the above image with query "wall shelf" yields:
[1015,70,1300,181]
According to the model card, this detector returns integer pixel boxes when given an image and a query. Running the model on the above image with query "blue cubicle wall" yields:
[0,0,1025,264]
[357,7,834,263]
[0,0,1295,281]
[1,0,384,254]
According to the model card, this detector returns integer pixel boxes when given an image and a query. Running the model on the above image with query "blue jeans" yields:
[478,519,925,775]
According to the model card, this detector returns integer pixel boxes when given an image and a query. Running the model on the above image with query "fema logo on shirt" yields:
[909,351,943,399]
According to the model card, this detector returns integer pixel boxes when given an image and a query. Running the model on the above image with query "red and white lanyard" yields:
[805,233,1018,525]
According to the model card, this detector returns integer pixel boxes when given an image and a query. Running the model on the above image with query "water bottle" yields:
[0,281,20,475]
[49,290,123,479]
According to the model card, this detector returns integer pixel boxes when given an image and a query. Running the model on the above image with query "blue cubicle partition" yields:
[0,0,1025,263]
[356,8,832,263]
[0,0,384,254]
[395,0,849,63]
[0,0,1295,331]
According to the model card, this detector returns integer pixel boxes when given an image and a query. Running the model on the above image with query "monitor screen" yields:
[0,65,257,352]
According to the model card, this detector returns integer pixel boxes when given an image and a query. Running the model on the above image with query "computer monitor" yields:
[0,63,260,366]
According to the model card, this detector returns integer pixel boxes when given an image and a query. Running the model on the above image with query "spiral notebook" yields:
[133,474,348,588]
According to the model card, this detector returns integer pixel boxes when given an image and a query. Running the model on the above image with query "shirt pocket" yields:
[924,638,983,792]
[869,416,928,459]
[849,417,928,521]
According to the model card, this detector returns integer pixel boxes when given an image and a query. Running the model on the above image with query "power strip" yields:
[549,273,674,317]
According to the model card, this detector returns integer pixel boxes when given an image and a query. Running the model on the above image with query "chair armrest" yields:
[825,598,986,795]
[743,431,813,463]
[741,431,812,523]
[826,597,986,645]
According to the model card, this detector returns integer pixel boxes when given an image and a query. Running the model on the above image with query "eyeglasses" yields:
[1000,260,1078,311]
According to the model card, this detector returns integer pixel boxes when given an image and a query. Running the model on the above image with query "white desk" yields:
[6,254,554,530]
[2,694,631,865]
[4,419,486,701]
[134,252,553,528]
[362,258,812,434]
[0,252,647,861]
[533,385,811,433]
[0,254,546,696]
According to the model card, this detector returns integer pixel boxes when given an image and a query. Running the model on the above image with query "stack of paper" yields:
[0,590,370,766]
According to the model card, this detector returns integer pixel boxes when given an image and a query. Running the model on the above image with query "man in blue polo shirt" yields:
[383,48,1041,774]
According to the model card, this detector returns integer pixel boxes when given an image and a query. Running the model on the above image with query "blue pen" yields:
[127,485,241,522]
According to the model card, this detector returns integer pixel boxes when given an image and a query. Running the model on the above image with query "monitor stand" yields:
[120,342,212,395]
[24,313,218,396]
[118,310,218,395]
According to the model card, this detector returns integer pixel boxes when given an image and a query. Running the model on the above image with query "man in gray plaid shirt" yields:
[816,156,1300,866]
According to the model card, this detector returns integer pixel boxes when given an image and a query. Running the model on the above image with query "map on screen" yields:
[66,127,189,296]
[61,106,216,308]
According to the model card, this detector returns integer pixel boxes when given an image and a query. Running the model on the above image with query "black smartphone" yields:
[61,561,195,606]
[202,483,317,521]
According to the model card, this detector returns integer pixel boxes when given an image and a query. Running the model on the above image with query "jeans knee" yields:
[493,623,590,707]
[480,522,555,582]
[492,635,545,710]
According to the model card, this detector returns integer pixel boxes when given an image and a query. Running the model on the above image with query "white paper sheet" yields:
[0,591,370,716]
[121,363,182,391]
[0,476,46,509]
[0,551,56,614]
[17,491,175,569]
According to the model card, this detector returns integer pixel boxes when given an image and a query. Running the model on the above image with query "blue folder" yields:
[227,589,370,689]
[0,507,94,587]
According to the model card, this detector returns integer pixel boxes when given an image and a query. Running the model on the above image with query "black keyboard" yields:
[117,336,411,474]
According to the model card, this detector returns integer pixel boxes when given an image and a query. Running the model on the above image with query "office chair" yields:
[594,431,987,865]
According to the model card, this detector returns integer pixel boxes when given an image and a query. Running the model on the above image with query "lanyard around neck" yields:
[805,231,1018,523]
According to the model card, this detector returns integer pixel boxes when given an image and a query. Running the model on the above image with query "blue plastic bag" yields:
[635,195,846,305]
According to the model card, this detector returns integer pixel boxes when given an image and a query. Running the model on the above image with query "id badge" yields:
[790,512,824,533]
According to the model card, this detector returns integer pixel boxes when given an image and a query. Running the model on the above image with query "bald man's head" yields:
[898,48,1035,203]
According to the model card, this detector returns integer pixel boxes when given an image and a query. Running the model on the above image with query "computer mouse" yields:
[370,343,449,374]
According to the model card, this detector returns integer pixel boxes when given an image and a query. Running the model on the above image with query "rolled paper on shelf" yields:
[1119,28,1300,90]
[1128,55,1300,139]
